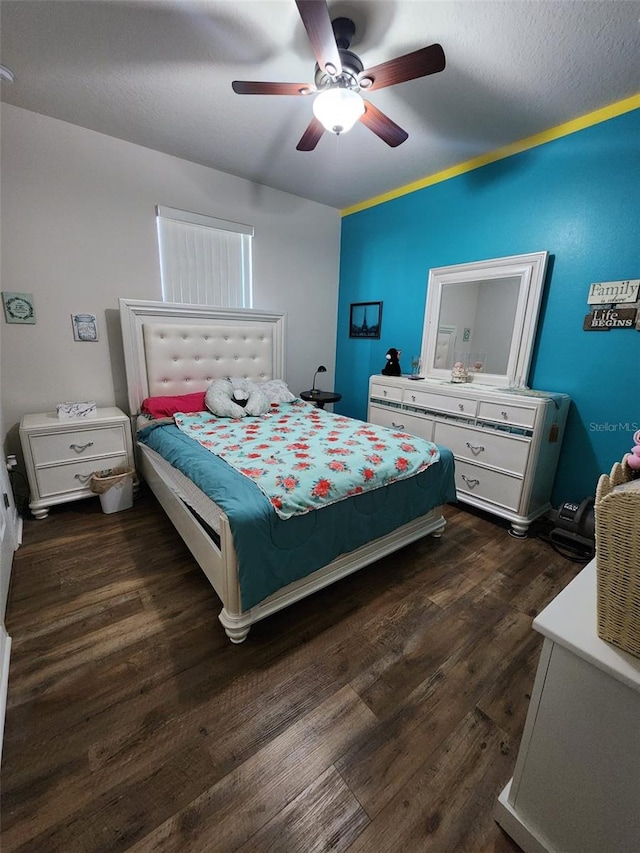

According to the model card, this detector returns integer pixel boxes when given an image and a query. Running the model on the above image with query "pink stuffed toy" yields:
[626,428,640,473]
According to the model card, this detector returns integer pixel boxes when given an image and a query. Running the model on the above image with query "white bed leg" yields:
[431,519,447,538]
[218,608,252,644]
[224,627,251,644]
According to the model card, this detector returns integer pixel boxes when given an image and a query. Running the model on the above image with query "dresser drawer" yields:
[454,459,523,512]
[370,382,403,404]
[29,425,127,466]
[434,420,530,476]
[477,400,536,429]
[403,388,477,418]
[369,405,433,440]
[35,453,128,499]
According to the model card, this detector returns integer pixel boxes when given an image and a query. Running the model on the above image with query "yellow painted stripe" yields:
[341,94,640,217]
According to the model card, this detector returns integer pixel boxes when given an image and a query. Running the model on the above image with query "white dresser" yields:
[20,407,135,519]
[368,375,569,536]
[495,560,640,852]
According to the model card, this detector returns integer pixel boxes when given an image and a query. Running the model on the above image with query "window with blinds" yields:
[156,206,253,308]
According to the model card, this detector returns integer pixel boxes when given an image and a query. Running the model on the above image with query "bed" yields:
[119,298,456,642]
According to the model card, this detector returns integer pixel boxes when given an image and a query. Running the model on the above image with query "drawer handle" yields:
[465,442,485,455]
[411,395,416,402]
[70,441,94,453]
[458,403,465,411]
[501,410,509,419]
[391,421,405,430]
[74,472,93,484]
[462,474,480,489]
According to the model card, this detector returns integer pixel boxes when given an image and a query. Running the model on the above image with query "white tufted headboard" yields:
[119,299,286,414]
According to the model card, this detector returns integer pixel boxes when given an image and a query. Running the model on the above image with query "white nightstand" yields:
[19,407,135,519]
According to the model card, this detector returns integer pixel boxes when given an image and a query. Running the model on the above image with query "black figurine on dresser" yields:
[381,347,402,376]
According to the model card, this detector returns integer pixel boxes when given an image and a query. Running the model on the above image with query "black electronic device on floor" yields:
[547,497,595,560]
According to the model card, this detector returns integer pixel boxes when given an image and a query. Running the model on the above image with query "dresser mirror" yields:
[420,251,549,388]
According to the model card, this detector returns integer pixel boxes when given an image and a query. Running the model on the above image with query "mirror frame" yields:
[420,251,549,388]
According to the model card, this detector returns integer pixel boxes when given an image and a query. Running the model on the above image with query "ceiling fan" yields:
[232,0,445,151]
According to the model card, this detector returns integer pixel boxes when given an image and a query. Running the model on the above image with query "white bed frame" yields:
[119,298,446,642]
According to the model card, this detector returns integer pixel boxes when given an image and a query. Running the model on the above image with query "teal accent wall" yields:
[336,109,640,505]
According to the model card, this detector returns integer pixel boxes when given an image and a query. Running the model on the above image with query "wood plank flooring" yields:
[1,489,586,852]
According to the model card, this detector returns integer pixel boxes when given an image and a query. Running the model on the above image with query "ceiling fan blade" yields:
[360,44,445,91]
[296,116,325,151]
[360,101,408,147]
[232,81,313,96]
[295,0,342,77]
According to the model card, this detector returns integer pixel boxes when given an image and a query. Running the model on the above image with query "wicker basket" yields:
[595,456,640,659]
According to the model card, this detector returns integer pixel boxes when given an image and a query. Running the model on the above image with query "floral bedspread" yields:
[174,400,440,520]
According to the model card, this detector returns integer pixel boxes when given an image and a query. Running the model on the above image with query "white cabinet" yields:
[368,376,569,536]
[495,561,640,853]
[20,407,134,519]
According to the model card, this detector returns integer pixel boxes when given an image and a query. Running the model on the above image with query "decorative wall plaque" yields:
[583,307,637,331]
[2,292,36,324]
[587,280,640,305]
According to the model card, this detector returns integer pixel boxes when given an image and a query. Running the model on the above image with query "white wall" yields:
[0,104,341,461]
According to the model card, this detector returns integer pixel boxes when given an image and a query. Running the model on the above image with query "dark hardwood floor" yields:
[1,489,586,852]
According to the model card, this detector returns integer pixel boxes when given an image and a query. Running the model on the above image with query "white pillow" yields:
[258,379,296,403]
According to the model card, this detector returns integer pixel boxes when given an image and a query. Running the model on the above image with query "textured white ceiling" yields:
[1,0,639,210]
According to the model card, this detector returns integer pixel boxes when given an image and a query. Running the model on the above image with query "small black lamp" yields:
[311,365,327,395]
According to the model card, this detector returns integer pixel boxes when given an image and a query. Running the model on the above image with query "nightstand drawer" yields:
[369,405,433,440]
[29,425,126,466]
[35,453,128,499]
[434,420,530,476]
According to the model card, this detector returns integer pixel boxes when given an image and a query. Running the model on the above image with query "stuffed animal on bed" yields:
[381,347,402,376]
[205,378,270,418]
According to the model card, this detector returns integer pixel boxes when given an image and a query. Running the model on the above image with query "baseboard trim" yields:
[0,625,12,763]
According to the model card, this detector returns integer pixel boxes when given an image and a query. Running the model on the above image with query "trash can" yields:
[90,465,135,514]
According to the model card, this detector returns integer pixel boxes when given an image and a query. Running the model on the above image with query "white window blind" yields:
[156,205,253,308]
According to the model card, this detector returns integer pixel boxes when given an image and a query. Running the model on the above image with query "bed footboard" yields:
[140,444,446,643]
[218,508,446,642]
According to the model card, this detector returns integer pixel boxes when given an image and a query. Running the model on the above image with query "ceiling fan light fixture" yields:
[312,87,364,135]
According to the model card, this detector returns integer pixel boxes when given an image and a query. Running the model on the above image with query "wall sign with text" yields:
[2,292,36,324]
[584,277,640,332]
[587,279,639,305]
[583,307,637,331]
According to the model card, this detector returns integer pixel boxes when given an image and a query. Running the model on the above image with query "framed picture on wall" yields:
[71,313,99,342]
[349,301,382,339]
[2,292,36,324]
